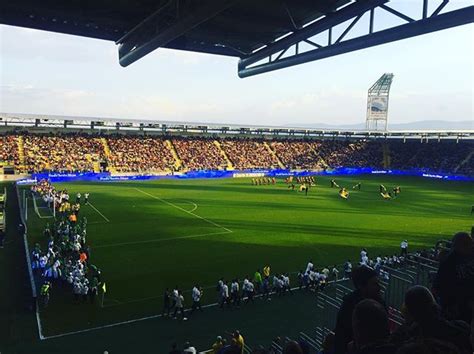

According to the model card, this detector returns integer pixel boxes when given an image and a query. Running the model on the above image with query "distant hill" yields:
[285,120,473,130]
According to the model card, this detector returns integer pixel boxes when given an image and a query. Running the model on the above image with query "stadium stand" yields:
[23,134,104,173]
[0,134,20,166]
[106,135,175,173]
[0,133,473,176]
[389,140,474,175]
[270,140,325,170]
[172,137,227,171]
[220,138,282,170]
[317,140,384,169]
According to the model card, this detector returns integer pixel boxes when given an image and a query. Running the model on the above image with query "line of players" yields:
[251,177,276,185]
[252,175,402,201]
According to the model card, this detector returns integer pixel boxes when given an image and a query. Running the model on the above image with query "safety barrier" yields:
[13,166,474,185]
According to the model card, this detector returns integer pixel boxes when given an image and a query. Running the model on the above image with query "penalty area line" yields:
[87,202,110,223]
[134,188,232,233]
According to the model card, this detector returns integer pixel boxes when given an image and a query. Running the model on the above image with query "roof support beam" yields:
[239,0,389,70]
[238,3,474,78]
[117,0,237,67]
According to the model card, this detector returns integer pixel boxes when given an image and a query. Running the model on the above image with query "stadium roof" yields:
[1,112,472,140]
[1,0,472,76]
[0,0,349,58]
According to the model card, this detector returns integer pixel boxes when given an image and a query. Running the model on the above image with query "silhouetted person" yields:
[391,285,472,354]
[351,299,396,354]
[334,266,383,354]
[433,232,474,324]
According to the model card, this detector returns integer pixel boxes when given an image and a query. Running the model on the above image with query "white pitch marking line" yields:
[135,188,232,233]
[41,281,347,341]
[87,202,110,222]
[104,284,219,308]
[93,230,231,249]
[187,201,198,213]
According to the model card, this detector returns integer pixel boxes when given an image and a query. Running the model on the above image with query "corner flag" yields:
[102,282,107,293]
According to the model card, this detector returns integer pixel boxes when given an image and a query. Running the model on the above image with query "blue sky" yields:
[0,1,472,127]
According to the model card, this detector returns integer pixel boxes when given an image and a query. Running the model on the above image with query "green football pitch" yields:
[22,175,473,339]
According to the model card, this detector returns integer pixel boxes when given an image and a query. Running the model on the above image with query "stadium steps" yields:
[100,138,116,173]
[383,143,391,168]
[263,141,286,169]
[454,150,474,173]
[213,140,234,170]
[165,139,183,170]
[16,135,26,171]
[309,145,329,169]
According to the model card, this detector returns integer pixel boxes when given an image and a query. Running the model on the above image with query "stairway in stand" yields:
[309,144,329,169]
[263,141,285,169]
[214,140,234,170]
[165,140,183,171]
[16,135,26,173]
[100,138,116,173]
[383,143,391,169]
[454,150,473,173]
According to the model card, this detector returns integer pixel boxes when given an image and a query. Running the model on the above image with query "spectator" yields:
[351,299,396,354]
[334,266,382,354]
[212,336,224,353]
[183,341,197,353]
[433,232,474,324]
[173,290,186,321]
[283,340,303,354]
[169,343,180,354]
[0,229,5,248]
[232,330,245,354]
[395,338,460,354]
[391,286,472,354]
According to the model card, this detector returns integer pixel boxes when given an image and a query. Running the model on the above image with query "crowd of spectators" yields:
[329,231,474,354]
[390,140,474,175]
[270,140,325,170]
[106,136,175,173]
[23,134,104,173]
[316,140,384,169]
[165,231,473,354]
[172,137,227,170]
[30,180,103,307]
[220,139,280,170]
[0,134,19,165]
[0,133,472,175]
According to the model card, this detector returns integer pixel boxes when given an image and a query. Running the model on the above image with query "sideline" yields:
[41,284,315,341]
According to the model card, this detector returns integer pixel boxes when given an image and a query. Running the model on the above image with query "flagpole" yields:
[101,291,105,308]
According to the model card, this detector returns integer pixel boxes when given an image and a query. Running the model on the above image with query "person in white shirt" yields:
[332,266,339,281]
[245,281,255,303]
[318,272,327,291]
[182,341,197,354]
[173,291,186,320]
[360,248,368,261]
[400,240,408,256]
[305,260,314,274]
[76,193,81,203]
[84,193,90,204]
[361,255,369,265]
[231,279,240,307]
[220,282,230,308]
[191,285,202,314]
[282,273,291,294]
